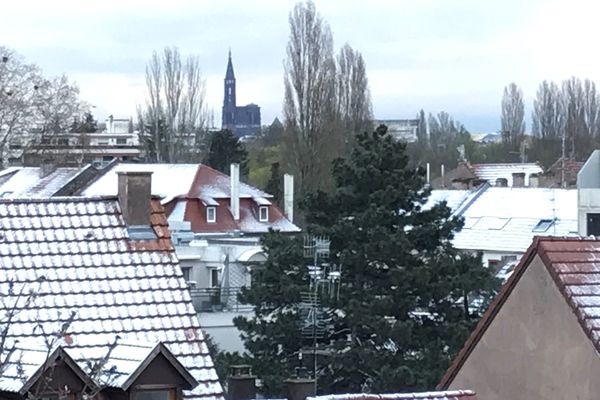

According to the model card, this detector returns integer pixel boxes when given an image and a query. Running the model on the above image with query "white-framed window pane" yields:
[207,206,216,223]
[259,206,268,222]
[134,391,170,400]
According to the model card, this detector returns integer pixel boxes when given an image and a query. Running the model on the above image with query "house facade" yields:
[439,236,600,400]
[79,162,299,352]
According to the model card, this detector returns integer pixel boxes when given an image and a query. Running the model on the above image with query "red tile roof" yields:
[308,390,477,400]
[82,163,300,234]
[0,196,223,399]
[438,236,600,389]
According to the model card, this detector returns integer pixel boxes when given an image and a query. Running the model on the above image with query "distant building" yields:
[375,119,419,142]
[222,51,261,137]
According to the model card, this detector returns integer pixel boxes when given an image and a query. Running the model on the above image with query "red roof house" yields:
[439,236,600,399]
[81,163,299,234]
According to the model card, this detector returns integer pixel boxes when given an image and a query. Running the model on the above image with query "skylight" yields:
[532,218,555,233]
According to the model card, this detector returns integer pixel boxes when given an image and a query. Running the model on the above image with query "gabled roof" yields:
[0,196,222,399]
[307,390,477,400]
[438,236,600,389]
[2,340,198,394]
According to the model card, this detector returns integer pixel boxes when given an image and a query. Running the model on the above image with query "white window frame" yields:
[206,206,216,223]
[259,206,269,222]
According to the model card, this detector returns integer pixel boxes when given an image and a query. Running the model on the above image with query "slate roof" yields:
[438,236,600,389]
[0,197,223,399]
[308,390,477,400]
[81,163,300,234]
[0,167,87,197]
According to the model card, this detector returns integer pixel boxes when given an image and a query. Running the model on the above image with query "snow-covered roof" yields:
[0,167,84,197]
[470,163,543,186]
[0,339,197,393]
[82,163,300,235]
[308,390,477,400]
[453,187,577,253]
[0,197,223,399]
[82,164,201,198]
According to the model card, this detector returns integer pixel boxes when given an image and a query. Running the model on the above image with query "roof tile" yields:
[0,196,223,398]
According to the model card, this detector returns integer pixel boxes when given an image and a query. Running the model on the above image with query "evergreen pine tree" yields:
[204,129,249,177]
[235,125,499,396]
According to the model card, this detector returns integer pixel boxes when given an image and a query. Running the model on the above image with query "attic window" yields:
[533,219,555,233]
[133,390,172,400]
[206,206,216,223]
[259,206,269,222]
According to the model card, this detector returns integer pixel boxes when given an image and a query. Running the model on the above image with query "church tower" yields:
[222,50,237,130]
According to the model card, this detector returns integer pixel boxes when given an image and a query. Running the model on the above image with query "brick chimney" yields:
[512,172,525,188]
[118,171,152,227]
[285,378,315,400]
[230,164,240,221]
[283,174,294,222]
[227,365,256,400]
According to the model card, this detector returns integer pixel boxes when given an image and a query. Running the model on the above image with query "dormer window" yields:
[206,206,216,223]
[259,206,269,222]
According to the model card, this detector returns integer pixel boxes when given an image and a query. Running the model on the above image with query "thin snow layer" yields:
[0,339,160,390]
[82,164,200,197]
[429,187,578,253]
[0,167,81,197]
[471,163,543,186]
[169,200,188,222]
[307,390,477,400]
[423,190,473,214]
[0,197,222,399]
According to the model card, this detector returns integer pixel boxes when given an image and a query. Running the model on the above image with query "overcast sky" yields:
[2,0,599,132]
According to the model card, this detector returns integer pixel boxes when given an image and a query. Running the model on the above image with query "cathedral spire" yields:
[225,49,235,81]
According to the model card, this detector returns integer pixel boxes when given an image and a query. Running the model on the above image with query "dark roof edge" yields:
[20,347,97,396]
[121,342,199,391]
[437,236,543,389]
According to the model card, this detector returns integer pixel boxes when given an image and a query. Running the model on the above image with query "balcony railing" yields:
[189,286,252,313]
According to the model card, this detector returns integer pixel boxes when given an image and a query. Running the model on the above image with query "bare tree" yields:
[0,47,87,166]
[0,47,42,164]
[283,0,337,193]
[335,43,373,151]
[532,80,564,140]
[139,47,207,163]
[500,82,525,148]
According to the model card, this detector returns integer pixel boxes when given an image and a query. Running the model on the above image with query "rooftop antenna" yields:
[300,235,342,394]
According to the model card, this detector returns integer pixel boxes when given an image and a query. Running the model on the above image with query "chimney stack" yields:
[227,365,256,400]
[284,174,294,222]
[285,378,315,400]
[118,171,152,227]
[512,172,525,188]
[230,163,240,221]
[529,174,539,188]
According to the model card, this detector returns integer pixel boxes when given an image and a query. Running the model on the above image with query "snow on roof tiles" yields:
[83,163,299,234]
[470,163,542,186]
[308,390,477,400]
[0,197,223,399]
[0,167,83,197]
